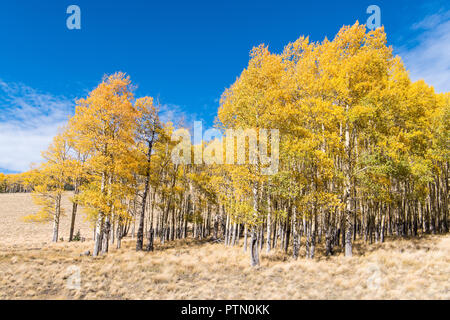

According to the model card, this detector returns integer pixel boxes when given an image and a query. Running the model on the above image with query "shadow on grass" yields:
[261,232,441,262]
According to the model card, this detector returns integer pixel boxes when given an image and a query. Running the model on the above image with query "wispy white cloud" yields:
[397,10,450,93]
[0,80,74,172]
[159,103,187,125]
[411,10,450,30]
[158,103,203,133]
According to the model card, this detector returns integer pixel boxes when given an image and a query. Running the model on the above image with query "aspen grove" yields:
[5,23,449,266]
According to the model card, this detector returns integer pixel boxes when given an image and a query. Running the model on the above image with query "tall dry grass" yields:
[0,193,448,299]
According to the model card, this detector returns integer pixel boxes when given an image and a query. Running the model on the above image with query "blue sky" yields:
[0,0,449,173]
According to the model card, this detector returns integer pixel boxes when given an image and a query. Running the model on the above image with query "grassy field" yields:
[0,193,449,299]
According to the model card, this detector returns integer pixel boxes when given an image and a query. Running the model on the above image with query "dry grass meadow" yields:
[0,193,449,300]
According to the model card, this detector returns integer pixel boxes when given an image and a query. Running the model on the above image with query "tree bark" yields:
[52,194,62,243]
[69,181,79,241]
[250,182,260,266]
[292,206,299,259]
[266,195,272,252]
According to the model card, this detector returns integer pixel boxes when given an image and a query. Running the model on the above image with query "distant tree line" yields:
[0,173,32,193]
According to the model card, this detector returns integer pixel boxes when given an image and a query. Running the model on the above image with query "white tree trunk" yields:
[344,110,353,257]
[266,195,272,253]
[52,195,61,243]
[250,182,260,266]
